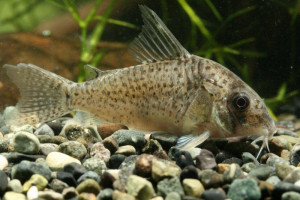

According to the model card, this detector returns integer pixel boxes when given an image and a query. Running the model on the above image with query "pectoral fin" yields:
[176,131,210,150]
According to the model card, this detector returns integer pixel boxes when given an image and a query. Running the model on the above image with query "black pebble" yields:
[215,151,233,164]
[272,182,300,200]
[222,157,243,166]
[63,162,87,180]
[195,149,217,170]
[168,147,180,160]
[46,121,63,135]
[0,170,8,195]
[201,189,226,200]
[175,151,194,169]
[108,154,126,169]
[180,165,199,181]
[56,171,77,187]
[4,152,45,163]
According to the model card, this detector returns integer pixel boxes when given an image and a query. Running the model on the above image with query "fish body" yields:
[3,6,276,150]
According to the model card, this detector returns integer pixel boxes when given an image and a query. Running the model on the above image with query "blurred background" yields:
[0,0,299,118]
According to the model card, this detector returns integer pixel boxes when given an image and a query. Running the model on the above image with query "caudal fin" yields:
[3,63,74,126]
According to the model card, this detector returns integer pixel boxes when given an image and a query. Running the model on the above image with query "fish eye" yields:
[232,94,250,111]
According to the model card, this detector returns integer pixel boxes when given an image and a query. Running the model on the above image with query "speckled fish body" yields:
[3,6,276,150]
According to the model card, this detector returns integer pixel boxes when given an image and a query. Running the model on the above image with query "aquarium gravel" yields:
[0,106,299,200]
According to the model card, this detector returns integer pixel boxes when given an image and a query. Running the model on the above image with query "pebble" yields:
[58,141,87,160]
[217,163,230,174]
[150,132,178,151]
[109,154,126,169]
[127,175,154,200]
[283,169,300,183]
[97,124,128,139]
[23,174,48,192]
[63,162,87,180]
[38,190,64,200]
[142,139,163,154]
[115,145,136,156]
[157,177,184,197]
[4,152,44,163]
[97,188,113,200]
[78,171,101,184]
[249,165,274,180]
[55,171,77,187]
[38,135,68,144]
[222,157,243,166]
[275,163,293,180]
[266,175,281,185]
[83,157,107,176]
[195,149,217,170]
[165,192,181,200]
[242,152,259,165]
[182,178,205,198]
[175,151,194,169]
[101,170,117,188]
[290,143,300,166]
[241,162,257,173]
[7,179,22,193]
[112,190,135,200]
[201,189,226,200]
[281,191,300,200]
[227,178,261,200]
[76,179,101,195]
[112,130,147,151]
[46,152,81,171]
[198,169,224,188]
[64,125,85,141]
[3,191,26,200]
[135,154,157,177]
[49,179,69,193]
[102,136,119,154]
[34,124,55,136]
[89,142,111,163]
[0,170,8,194]
[0,154,8,170]
[119,155,138,169]
[11,160,51,183]
[272,182,300,198]
[180,165,199,181]
[12,131,40,154]
[62,187,78,199]
[27,186,38,200]
[223,164,245,183]
[46,121,63,135]
[266,154,289,167]
[151,159,181,182]
[0,137,9,152]
[40,143,58,156]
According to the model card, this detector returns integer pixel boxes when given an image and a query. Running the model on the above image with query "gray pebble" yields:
[249,165,274,180]
[227,178,261,200]
[157,177,184,197]
[58,141,87,160]
[83,157,107,176]
[12,131,40,154]
[282,191,300,200]
[34,124,55,136]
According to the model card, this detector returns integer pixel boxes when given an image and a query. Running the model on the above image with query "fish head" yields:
[214,82,277,139]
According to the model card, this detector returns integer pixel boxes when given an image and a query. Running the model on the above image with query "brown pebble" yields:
[112,190,135,200]
[259,180,274,198]
[135,154,157,177]
[97,124,128,139]
[217,163,230,174]
[78,192,97,200]
[280,149,290,160]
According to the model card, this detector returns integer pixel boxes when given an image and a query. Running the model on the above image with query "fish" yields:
[3,5,276,153]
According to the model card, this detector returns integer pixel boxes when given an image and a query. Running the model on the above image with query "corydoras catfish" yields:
[3,6,276,153]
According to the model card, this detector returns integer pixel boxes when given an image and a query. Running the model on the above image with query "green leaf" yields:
[204,0,222,22]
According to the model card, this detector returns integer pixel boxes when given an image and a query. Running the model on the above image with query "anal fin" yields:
[176,131,210,150]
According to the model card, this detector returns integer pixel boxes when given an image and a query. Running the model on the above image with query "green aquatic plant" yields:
[47,0,138,82]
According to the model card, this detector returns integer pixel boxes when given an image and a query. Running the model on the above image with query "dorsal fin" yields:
[129,5,190,64]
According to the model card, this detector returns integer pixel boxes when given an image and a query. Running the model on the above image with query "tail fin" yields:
[3,63,74,126]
